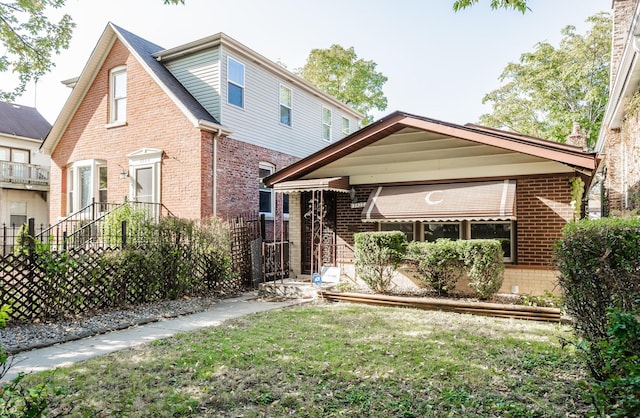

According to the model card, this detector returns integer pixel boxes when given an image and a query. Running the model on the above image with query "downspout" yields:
[213,129,221,217]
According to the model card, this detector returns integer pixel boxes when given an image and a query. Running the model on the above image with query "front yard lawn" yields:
[25,303,589,417]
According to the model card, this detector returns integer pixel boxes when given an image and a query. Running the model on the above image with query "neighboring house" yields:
[0,101,51,230]
[265,111,599,296]
[596,0,640,214]
[40,23,362,231]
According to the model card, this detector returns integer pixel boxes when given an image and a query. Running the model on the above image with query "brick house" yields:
[0,102,51,232]
[40,23,362,229]
[596,0,640,213]
[265,112,599,295]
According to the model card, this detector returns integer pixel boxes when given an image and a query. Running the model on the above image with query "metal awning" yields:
[272,176,350,193]
[362,180,516,222]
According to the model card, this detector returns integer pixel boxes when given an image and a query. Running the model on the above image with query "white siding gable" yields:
[219,47,360,158]
[164,48,221,121]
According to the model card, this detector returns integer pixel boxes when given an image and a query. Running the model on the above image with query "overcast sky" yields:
[4,0,608,126]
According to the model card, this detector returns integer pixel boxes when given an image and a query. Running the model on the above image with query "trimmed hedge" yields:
[554,217,640,342]
[407,240,464,296]
[408,239,505,299]
[554,217,640,416]
[354,231,407,293]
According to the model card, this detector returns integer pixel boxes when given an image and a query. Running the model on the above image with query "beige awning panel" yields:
[362,180,516,222]
[273,176,350,193]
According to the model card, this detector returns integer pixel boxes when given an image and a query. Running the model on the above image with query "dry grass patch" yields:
[22,303,589,417]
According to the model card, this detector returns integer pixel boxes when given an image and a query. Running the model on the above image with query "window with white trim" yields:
[109,66,127,124]
[228,57,245,108]
[322,107,332,141]
[259,163,275,216]
[342,117,350,136]
[66,160,107,215]
[279,85,292,126]
[470,221,513,261]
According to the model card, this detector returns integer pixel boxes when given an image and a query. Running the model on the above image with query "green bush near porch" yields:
[354,231,407,293]
[408,239,505,299]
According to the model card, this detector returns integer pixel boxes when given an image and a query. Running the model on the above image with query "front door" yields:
[301,190,337,275]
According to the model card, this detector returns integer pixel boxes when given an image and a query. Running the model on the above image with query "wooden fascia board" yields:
[264,113,407,187]
[399,117,596,171]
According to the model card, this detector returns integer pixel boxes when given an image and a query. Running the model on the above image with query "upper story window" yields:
[322,107,332,141]
[279,85,292,126]
[259,162,275,216]
[342,117,350,136]
[228,57,245,108]
[0,147,29,163]
[109,66,127,124]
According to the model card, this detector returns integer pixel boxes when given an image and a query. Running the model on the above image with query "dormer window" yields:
[109,66,127,124]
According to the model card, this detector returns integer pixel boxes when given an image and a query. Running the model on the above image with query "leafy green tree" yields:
[479,12,610,147]
[298,44,388,125]
[0,0,184,101]
[453,0,530,13]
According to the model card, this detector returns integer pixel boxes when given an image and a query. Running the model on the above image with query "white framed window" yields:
[227,57,245,108]
[342,117,350,136]
[259,162,275,216]
[9,201,27,226]
[109,66,127,124]
[322,106,332,141]
[423,223,461,242]
[379,222,414,242]
[279,84,292,126]
[469,221,514,261]
[66,160,107,215]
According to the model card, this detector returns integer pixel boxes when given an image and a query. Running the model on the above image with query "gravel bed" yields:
[0,296,224,354]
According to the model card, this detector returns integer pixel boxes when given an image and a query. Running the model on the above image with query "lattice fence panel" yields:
[1,244,243,322]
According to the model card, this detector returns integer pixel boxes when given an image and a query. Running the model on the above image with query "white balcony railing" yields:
[0,161,49,186]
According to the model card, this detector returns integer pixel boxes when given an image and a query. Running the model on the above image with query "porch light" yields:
[349,187,357,203]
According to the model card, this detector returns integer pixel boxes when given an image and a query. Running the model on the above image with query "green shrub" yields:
[407,240,464,296]
[554,217,640,344]
[101,202,154,248]
[0,304,61,417]
[554,217,640,414]
[587,308,640,417]
[354,231,407,293]
[460,240,505,299]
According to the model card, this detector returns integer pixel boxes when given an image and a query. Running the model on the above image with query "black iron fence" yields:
[1,222,48,256]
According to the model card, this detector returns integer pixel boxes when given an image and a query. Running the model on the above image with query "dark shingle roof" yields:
[111,24,220,125]
[0,101,51,140]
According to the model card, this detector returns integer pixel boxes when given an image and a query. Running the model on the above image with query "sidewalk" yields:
[1,293,309,382]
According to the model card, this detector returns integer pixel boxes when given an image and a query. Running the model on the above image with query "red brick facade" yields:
[49,39,300,223]
[330,175,573,267]
[515,175,573,266]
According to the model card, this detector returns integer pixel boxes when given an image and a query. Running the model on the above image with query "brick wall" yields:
[603,0,640,213]
[50,39,205,220]
[215,136,299,239]
[515,175,573,266]
[611,0,637,87]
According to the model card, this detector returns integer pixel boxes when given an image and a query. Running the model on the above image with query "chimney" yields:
[566,122,589,151]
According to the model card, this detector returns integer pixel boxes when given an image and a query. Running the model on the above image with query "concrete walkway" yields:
[1,293,308,382]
